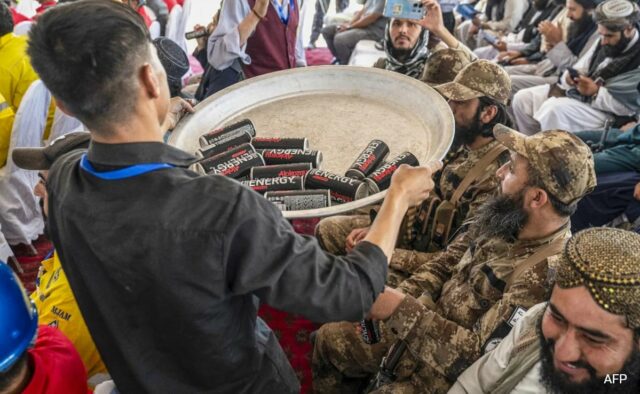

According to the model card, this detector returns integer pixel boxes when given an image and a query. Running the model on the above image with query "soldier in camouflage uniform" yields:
[421,48,474,86]
[312,125,597,393]
[316,60,514,286]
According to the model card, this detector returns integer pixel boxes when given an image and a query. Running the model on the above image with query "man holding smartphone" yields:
[373,0,475,81]
[513,0,640,134]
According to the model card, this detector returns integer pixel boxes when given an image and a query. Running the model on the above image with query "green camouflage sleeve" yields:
[395,231,471,298]
[385,257,551,381]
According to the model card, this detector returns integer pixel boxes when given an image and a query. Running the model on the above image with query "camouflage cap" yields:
[556,228,640,329]
[422,48,474,86]
[493,124,596,205]
[435,59,511,105]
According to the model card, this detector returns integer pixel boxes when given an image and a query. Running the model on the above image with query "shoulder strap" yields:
[450,145,508,207]
[505,237,566,292]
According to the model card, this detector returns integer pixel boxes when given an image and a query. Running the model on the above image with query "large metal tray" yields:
[169,66,454,219]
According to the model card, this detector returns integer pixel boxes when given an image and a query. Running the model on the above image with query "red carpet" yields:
[258,218,321,394]
[305,48,333,66]
[8,235,53,294]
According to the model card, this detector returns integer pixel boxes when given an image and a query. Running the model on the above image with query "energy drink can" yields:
[199,119,257,148]
[193,143,264,178]
[240,176,304,194]
[195,130,252,159]
[264,190,331,211]
[251,137,309,150]
[360,319,381,345]
[365,152,420,193]
[345,139,389,180]
[250,163,312,180]
[260,149,323,168]
[304,169,370,204]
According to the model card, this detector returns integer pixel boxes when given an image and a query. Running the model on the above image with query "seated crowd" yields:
[0,0,639,393]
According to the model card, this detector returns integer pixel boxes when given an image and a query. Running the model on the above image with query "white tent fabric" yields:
[16,0,38,18]
[165,5,184,48]
[177,0,191,53]
[149,21,161,39]
[0,81,50,245]
[13,21,34,36]
[48,107,84,143]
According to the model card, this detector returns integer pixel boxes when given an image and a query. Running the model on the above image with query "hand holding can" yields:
[387,160,442,207]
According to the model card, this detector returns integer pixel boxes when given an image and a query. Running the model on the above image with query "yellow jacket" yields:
[0,32,38,112]
[0,32,54,167]
[32,251,108,379]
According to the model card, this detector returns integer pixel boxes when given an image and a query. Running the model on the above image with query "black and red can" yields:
[260,149,323,168]
[345,139,389,179]
[360,319,381,344]
[193,143,264,179]
[251,137,309,150]
[365,152,420,193]
[264,190,332,211]
[195,130,252,159]
[304,169,369,204]
[250,163,312,180]
[240,176,304,194]
[199,119,257,148]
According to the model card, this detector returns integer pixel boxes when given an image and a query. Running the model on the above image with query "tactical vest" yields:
[399,144,508,252]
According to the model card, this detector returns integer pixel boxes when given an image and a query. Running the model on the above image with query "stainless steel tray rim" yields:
[169,66,454,219]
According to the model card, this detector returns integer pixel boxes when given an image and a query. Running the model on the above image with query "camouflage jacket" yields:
[384,222,571,384]
[392,139,508,275]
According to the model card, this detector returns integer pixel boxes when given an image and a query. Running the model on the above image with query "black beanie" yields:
[153,37,189,84]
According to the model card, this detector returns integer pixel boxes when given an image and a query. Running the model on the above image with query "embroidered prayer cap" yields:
[153,37,189,84]
[435,59,511,104]
[493,124,596,205]
[13,132,90,170]
[595,0,640,29]
[556,228,640,329]
[422,48,474,86]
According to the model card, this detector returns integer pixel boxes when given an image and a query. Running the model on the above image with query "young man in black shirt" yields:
[24,1,439,392]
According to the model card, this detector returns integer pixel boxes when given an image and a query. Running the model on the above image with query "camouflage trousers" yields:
[316,215,410,286]
[316,215,443,286]
[312,320,452,393]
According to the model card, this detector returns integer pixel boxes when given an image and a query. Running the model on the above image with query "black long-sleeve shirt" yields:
[47,141,388,393]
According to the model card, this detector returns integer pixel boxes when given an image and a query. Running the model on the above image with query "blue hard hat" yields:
[0,261,38,373]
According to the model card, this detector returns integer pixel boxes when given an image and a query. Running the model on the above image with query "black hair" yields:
[477,96,514,138]
[27,0,152,134]
[0,353,28,391]
[526,164,578,217]
[0,2,13,36]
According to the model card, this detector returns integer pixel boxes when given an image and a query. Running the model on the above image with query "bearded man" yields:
[513,0,640,134]
[312,126,596,393]
[503,0,601,94]
[473,0,559,61]
[450,227,640,394]
[316,60,513,287]
[373,0,474,82]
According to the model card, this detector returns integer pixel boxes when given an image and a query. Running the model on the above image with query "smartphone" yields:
[383,0,426,20]
[456,4,480,20]
[567,67,580,80]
